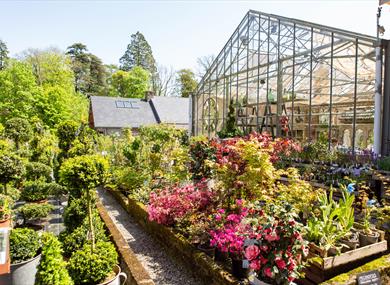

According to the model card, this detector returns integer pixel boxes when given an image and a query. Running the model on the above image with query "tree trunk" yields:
[87,189,95,251]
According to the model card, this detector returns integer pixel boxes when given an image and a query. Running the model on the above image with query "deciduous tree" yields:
[176,69,198,98]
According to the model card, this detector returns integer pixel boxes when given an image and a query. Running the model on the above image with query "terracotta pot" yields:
[98,265,127,285]
[359,231,380,247]
[0,214,10,223]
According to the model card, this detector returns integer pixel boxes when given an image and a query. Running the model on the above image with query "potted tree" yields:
[60,154,126,284]
[10,228,41,285]
[17,203,54,228]
[0,153,25,195]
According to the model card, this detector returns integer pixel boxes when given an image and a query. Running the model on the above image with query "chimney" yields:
[144,91,155,101]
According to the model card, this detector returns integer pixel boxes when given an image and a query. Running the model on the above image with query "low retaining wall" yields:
[107,188,242,285]
[96,199,155,285]
[320,254,390,285]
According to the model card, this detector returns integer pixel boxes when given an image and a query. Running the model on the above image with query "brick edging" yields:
[107,188,242,285]
[96,197,155,285]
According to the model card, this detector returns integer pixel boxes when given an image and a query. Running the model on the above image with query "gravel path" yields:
[97,188,204,285]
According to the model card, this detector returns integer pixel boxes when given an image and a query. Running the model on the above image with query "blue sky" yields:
[1,0,389,71]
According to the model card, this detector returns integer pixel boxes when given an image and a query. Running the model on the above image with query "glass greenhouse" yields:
[193,10,384,152]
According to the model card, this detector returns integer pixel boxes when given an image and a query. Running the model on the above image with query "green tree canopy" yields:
[0,40,8,70]
[4,118,32,150]
[176,69,198,98]
[0,60,40,123]
[110,66,150,98]
[66,43,107,96]
[0,153,25,194]
[119,32,156,74]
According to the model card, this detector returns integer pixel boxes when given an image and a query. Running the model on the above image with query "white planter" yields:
[98,265,127,285]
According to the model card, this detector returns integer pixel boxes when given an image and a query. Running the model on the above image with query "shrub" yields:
[0,194,12,221]
[6,186,21,201]
[56,120,79,153]
[21,181,50,202]
[18,203,54,224]
[35,232,73,285]
[4,117,32,150]
[26,162,52,182]
[59,154,109,194]
[0,152,25,194]
[60,213,108,258]
[67,241,118,285]
[63,197,89,232]
[378,156,390,171]
[10,228,41,264]
[148,181,214,226]
[189,136,216,180]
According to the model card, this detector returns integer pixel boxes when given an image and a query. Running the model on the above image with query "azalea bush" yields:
[243,203,308,284]
[148,181,214,226]
[189,136,216,180]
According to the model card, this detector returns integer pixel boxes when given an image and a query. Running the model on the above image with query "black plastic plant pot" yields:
[231,258,249,280]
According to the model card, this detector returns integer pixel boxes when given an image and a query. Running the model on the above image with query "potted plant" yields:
[67,241,126,285]
[359,203,380,246]
[35,232,73,285]
[0,194,12,222]
[21,181,50,203]
[10,228,41,285]
[17,203,54,227]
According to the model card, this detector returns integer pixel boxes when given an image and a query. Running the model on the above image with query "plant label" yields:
[357,270,381,285]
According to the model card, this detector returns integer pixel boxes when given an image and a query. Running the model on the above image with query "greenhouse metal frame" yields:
[193,10,390,154]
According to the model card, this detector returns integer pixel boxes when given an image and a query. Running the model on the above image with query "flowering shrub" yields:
[148,181,214,226]
[209,200,249,257]
[243,204,308,284]
[189,136,216,180]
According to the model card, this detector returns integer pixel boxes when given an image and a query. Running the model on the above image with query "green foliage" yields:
[60,213,108,258]
[4,117,32,150]
[0,194,12,221]
[26,162,52,182]
[0,153,25,194]
[217,99,243,138]
[66,43,107,96]
[176,69,197,98]
[67,125,97,157]
[35,232,73,285]
[21,181,53,202]
[0,40,8,70]
[119,31,156,74]
[18,203,54,224]
[68,241,118,285]
[63,197,89,232]
[189,136,216,180]
[59,154,109,194]
[10,228,41,264]
[110,67,150,98]
[57,120,79,152]
[30,128,58,167]
[378,156,390,171]
[0,61,40,123]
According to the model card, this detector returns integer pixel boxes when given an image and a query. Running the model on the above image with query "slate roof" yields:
[90,96,189,129]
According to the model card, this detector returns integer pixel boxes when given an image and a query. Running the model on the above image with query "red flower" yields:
[264,267,273,278]
[250,260,261,271]
[275,257,287,270]
[245,245,260,260]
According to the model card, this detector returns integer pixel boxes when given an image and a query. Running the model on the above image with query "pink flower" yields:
[265,230,280,242]
[245,245,260,260]
[264,267,273,278]
[275,257,287,270]
[250,260,261,271]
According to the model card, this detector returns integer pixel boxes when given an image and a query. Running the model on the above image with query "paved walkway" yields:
[97,188,204,285]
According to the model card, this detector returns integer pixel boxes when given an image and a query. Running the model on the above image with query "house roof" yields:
[150,96,189,125]
[90,96,189,129]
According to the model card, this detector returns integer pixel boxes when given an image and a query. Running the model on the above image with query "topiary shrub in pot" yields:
[25,162,52,182]
[67,241,118,285]
[10,228,41,285]
[63,197,90,233]
[60,213,108,258]
[21,181,50,202]
[17,203,54,226]
[35,232,73,285]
